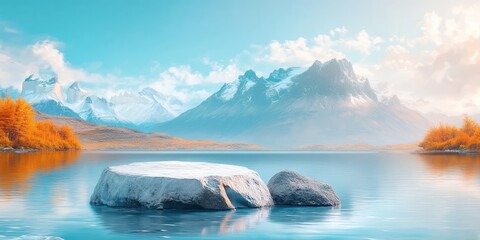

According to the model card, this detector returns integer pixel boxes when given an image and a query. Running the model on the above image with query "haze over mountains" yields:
[34,111,261,150]
[0,58,453,148]
[157,59,430,148]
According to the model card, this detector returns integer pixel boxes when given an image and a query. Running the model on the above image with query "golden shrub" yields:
[420,116,480,151]
[0,97,81,150]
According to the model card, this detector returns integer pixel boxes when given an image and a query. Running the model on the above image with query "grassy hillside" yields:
[35,111,263,151]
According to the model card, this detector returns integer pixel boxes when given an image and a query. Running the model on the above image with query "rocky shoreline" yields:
[0,147,39,153]
[414,150,480,155]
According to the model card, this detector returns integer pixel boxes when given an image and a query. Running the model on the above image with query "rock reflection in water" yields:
[0,151,80,195]
[92,206,270,237]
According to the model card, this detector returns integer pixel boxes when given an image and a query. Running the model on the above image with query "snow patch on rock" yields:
[219,82,239,101]
[266,67,305,100]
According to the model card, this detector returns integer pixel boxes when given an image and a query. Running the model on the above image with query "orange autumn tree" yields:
[420,116,480,151]
[0,97,81,150]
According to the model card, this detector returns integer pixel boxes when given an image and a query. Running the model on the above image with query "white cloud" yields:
[254,28,384,69]
[149,65,209,105]
[149,62,241,108]
[31,41,90,86]
[201,58,242,84]
[367,5,480,115]
[421,12,443,44]
[0,40,102,89]
[330,26,347,36]
[249,7,480,116]
[158,65,203,86]
[0,40,242,113]
[256,35,344,67]
[0,47,32,89]
[344,30,383,54]
[3,4,480,117]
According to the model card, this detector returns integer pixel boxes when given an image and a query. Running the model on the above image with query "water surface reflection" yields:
[1,151,480,239]
[92,206,270,237]
[0,151,80,195]
[417,153,480,180]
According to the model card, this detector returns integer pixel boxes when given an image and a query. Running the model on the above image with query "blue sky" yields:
[0,0,458,74]
[0,0,479,114]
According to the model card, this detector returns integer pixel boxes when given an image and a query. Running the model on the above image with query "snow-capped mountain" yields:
[64,81,119,125]
[110,88,176,128]
[12,75,179,130]
[20,75,80,118]
[4,59,433,147]
[66,81,88,104]
[156,58,431,148]
[21,75,64,103]
[77,95,119,124]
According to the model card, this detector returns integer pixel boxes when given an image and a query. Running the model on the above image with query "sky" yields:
[0,0,479,115]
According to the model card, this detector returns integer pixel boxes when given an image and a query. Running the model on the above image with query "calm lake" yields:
[0,151,479,239]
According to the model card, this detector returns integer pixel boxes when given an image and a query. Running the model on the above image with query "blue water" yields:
[0,151,479,239]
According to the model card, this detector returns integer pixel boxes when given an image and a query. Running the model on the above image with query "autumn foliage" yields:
[420,116,480,151]
[0,97,81,150]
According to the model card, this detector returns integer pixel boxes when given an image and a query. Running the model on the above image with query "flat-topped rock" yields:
[90,161,273,210]
[268,170,340,206]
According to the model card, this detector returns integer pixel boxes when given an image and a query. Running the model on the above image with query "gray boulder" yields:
[267,170,340,206]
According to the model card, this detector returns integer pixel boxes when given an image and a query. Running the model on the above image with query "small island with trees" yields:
[419,116,480,153]
[0,97,81,151]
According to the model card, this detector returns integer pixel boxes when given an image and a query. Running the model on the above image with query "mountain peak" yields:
[85,95,108,104]
[267,67,298,82]
[312,60,322,67]
[321,58,354,76]
[304,58,357,81]
[69,81,81,90]
[48,76,58,84]
[21,74,63,104]
[240,69,258,80]
[139,87,165,101]
[285,58,378,101]
[24,74,58,84]
[25,74,36,82]
[139,87,169,100]
[66,81,87,104]
[109,88,176,124]
[140,87,157,94]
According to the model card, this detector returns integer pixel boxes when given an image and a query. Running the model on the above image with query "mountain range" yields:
[0,58,451,148]
[3,74,179,130]
[156,59,431,148]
